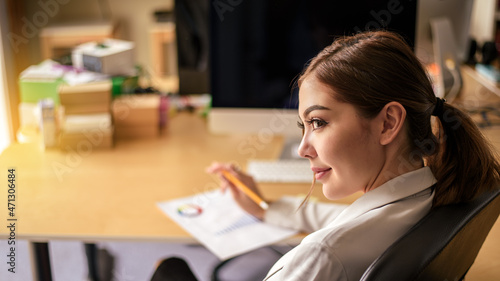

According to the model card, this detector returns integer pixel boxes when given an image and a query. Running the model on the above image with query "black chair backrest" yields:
[361,188,500,281]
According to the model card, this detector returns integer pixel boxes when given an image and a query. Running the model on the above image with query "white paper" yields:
[157,190,297,260]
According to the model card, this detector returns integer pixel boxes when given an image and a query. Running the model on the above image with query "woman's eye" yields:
[309,119,328,130]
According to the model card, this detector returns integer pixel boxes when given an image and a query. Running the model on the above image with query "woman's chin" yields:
[322,184,355,201]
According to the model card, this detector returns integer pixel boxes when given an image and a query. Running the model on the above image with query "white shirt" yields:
[263,167,436,280]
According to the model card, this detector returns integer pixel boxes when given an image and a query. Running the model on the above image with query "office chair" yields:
[361,187,500,281]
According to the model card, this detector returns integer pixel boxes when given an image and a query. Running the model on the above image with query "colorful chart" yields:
[177,204,203,217]
[215,215,260,236]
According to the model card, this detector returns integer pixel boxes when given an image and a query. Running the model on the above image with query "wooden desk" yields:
[0,112,331,243]
[461,65,500,99]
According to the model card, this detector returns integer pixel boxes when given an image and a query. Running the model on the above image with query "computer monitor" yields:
[415,0,475,65]
[414,0,475,100]
[175,0,210,95]
[207,0,418,139]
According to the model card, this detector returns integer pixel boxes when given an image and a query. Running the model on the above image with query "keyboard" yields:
[247,160,314,183]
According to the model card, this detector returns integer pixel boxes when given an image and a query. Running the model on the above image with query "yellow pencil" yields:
[221,170,269,210]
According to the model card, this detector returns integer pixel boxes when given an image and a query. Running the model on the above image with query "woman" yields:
[153,31,500,280]
[207,30,500,280]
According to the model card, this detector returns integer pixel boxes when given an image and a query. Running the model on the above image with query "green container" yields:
[111,76,139,97]
[19,78,64,104]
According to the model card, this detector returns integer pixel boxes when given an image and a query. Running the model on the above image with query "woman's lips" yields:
[312,167,332,180]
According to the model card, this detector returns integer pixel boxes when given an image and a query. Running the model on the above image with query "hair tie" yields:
[432,97,446,117]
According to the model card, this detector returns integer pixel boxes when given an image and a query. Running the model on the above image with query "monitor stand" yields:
[430,17,463,101]
[279,137,305,160]
[207,108,306,161]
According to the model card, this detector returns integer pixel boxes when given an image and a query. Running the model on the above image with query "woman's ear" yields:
[379,102,406,146]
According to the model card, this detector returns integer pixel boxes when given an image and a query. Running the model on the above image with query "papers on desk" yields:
[157,190,297,260]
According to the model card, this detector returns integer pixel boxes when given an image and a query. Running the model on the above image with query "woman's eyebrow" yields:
[303,105,330,118]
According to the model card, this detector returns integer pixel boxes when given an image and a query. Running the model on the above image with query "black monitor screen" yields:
[209,0,417,109]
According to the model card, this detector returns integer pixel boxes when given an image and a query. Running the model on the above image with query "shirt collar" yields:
[331,166,436,224]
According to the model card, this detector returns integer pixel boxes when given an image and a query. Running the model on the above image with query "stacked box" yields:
[72,39,135,76]
[112,94,160,138]
[59,113,113,149]
[59,81,112,114]
[19,60,65,104]
[19,78,64,104]
[58,80,114,150]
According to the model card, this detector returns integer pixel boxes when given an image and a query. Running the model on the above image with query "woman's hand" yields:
[206,162,266,220]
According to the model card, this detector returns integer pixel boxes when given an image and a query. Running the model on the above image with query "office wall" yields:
[0,7,12,152]
[20,0,174,72]
[1,0,19,145]
[469,0,497,45]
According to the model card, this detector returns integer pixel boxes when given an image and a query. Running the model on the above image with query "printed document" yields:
[157,190,297,260]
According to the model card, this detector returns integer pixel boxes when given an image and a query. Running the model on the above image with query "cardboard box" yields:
[61,103,110,115]
[62,113,112,133]
[72,39,135,76]
[112,94,160,138]
[112,94,160,125]
[59,80,112,114]
[59,113,114,150]
[113,125,159,138]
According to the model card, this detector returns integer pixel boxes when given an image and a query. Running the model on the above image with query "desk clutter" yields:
[475,63,500,84]
[19,77,167,151]
[58,81,114,150]
[16,39,177,151]
[17,36,211,151]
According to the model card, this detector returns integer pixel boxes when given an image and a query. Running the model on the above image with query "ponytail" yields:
[298,31,500,207]
[427,101,500,206]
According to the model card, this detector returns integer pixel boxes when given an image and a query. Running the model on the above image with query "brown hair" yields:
[298,31,500,207]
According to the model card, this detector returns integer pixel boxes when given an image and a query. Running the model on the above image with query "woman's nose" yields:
[297,134,316,159]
